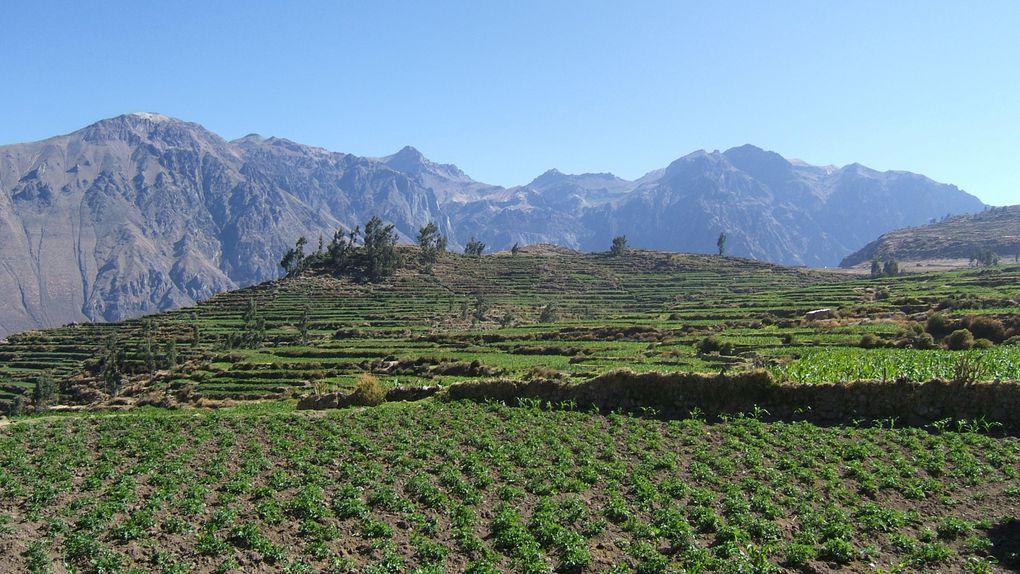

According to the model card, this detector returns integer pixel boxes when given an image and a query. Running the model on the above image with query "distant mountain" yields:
[0,113,450,336]
[0,114,985,336]
[841,206,1020,267]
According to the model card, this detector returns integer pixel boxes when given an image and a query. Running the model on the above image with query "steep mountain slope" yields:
[577,146,984,266]
[0,114,985,336]
[841,205,1020,267]
[0,114,449,336]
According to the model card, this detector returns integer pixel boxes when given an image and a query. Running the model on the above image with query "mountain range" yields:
[0,113,984,336]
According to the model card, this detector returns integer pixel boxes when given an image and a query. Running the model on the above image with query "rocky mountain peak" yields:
[383,146,468,182]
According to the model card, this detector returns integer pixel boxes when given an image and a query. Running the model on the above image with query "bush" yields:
[538,303,558,323]
[973,338,994,349]
[926,313,955,339]
[821,538,857,565]
[911,332,936,350]
[965,316,1006,343]
[349,374,386,406]
[946,329,975,351]
[698,336,735,355]
[859,334,884,349]
[783,543,817,566]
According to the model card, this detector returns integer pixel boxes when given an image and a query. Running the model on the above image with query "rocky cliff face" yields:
[0,114,985,336]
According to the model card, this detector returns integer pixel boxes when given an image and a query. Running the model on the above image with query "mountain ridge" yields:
[0,113,985,336]
[840,206,1020,267]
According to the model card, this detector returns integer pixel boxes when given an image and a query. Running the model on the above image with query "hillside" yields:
[841,205,1020,268]
[0,114,984,336]
[3,247,1020,414]
[2,248,1020,573]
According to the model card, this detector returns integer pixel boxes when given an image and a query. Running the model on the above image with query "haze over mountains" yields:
[0,113,984,336]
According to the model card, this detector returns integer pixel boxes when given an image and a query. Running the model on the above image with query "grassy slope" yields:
[2,248,1020,410]
[841,205,1020,267]
[1,249,1020,572]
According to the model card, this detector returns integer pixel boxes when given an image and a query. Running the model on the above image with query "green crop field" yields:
[1,401,1018,573]
[1,248,1019,572]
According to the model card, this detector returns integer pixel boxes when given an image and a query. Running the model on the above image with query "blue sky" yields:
[1,1,1017,205]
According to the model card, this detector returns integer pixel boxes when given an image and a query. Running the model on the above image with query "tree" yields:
[164,340,178,370]
[717,232,728,256]
[416,222,447,269]
[280,236,308,276]
[883,258,899,276]
[870,259,882,277]
[973,248,999,267]
[464,237,486,257]
[610,235,628,256]
[511,242,521,256]
[327,226,359,272]
[538,303,558,323]
[32,374,58,407]
[362,216,401,281]
[298,306,310,344]
[100,336,125,396]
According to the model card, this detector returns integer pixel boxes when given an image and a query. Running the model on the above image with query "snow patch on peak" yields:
[129,112,172,122]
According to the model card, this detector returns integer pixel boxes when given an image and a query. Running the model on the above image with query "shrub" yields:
[538,303,558,323]
[953,356,983,384]
[965,316,1006,343]
[946,329,975,351]
[698,336,735,355]
[859,334,883,349]
[349,374,386,406]
[926,314,956,339]
[912,332,936,350]
[973,338,994,349]
[783,542,817,566]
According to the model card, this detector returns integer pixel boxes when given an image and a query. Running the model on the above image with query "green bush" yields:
[926,313,955,339]
[946,329,975,351]
[859,334,884,349]
[698,336,735,355]
[821,538,856,565]
[965,316,1006,343]
[973,338,994,349]
[349,374,386,406]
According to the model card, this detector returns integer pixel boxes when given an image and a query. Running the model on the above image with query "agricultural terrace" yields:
[1,248,1020,572]
[1,247,1019,410]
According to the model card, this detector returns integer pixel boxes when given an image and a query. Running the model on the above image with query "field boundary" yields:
[443,370,1020,430]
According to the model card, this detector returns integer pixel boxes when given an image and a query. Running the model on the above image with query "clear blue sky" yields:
[2,1,1018,205]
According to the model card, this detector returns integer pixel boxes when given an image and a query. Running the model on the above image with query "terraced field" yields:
[1,248,1019,410]
[2,247,1020,572]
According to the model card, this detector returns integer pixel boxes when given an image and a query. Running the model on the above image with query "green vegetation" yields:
[1,247,1019,571]
[0,400,1017,572]
[2,250,1020,409]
